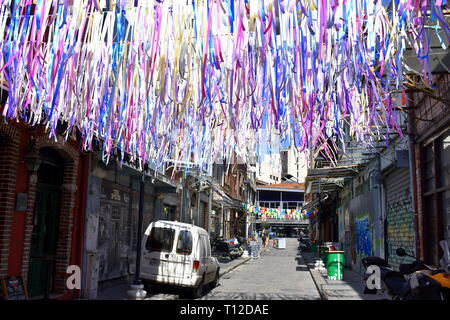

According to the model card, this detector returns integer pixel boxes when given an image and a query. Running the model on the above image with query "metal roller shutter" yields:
[384,167,415,269]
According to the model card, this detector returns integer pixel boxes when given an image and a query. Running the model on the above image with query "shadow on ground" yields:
[143,279,221,300]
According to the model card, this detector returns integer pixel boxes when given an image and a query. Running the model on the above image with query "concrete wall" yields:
[286,146,308,183]
[257,154,281,184]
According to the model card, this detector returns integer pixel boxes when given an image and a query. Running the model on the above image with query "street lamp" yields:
[126,172,147,300]
[24,140,42,173]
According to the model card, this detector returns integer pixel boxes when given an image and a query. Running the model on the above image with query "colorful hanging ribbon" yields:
[0,0,447,171]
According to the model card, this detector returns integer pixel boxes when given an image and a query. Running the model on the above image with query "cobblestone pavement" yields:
[200,238,321,300]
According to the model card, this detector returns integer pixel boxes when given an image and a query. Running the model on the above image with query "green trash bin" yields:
[320,246,329,265]
[327,251,345,280]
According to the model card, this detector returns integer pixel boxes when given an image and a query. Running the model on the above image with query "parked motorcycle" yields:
[362,240,450,300]
[212,238,244,260]
[297,236,311,252]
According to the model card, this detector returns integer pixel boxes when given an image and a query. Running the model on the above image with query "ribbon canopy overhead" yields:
[0,0,448,171]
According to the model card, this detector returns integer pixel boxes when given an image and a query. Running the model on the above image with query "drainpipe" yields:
[377,153,385,260]
[80,153,93,299]
[208,189,212,235]
[75,153,89,299]
[135,174,145,283]
[407,104,420,260]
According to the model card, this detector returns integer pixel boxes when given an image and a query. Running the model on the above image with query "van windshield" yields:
[146,227,175,252]
[176,230,192,255]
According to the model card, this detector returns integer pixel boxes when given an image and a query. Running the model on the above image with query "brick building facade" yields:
[223,163,248,239]
[0,119,88,299]
[409,73,450,265]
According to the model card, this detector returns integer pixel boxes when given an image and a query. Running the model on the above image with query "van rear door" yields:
[170,229,195,284]
[143,226,176,278]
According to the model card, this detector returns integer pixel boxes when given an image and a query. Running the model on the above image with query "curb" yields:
[219,257,251,277]
[308,267,328,300]
[301,252,328,300]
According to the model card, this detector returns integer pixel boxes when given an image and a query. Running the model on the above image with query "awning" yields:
[212,192,234,207]
[302,199,319,211]
[121,162,182,191]
[305,166,358,194]
[211,185,235,208]
[307,167,359,179]
[307,178,347,194]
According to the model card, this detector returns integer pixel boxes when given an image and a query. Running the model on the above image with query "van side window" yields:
[146,227,175,252]
[199,235,210,257]
[205,236,211,257]
[176,230,193,255]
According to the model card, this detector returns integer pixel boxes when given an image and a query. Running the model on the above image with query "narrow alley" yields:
[201,238,320,300]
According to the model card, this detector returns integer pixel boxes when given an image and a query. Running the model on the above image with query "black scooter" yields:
[362,248,449,300]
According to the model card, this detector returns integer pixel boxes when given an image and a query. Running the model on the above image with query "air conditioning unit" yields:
[395,150,409,168]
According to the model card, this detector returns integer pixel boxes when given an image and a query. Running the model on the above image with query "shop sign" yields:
[101,184,130,204]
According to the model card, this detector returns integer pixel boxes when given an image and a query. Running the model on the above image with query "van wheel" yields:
[191,279,204,299]
[210,270,220,288]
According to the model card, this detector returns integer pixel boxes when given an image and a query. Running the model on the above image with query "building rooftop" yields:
[257,182,305,190]
[256,179,269,185]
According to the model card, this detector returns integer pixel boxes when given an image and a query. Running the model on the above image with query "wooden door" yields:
[28,184,61,297]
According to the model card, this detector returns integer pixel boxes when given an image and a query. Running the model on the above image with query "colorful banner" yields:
[242,203,317,221]
[0,1,448,171]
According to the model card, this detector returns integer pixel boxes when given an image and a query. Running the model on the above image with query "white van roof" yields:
[151,220,209,235]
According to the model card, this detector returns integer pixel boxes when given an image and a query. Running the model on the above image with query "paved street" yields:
[201,238,321,300]
[95,238,321,300]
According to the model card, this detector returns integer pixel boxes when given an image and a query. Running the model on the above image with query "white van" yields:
[140,220,220,298]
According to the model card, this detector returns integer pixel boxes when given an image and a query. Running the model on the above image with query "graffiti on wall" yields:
[355,214,372,258]
[386,192,415,269]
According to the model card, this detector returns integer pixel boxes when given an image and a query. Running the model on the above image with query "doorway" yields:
[28,148,64,298]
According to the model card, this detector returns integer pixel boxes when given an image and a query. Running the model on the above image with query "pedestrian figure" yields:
[261,231,267,248]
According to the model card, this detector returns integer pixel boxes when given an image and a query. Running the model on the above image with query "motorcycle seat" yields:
[383,273,411,297]
[362,256,389,268]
